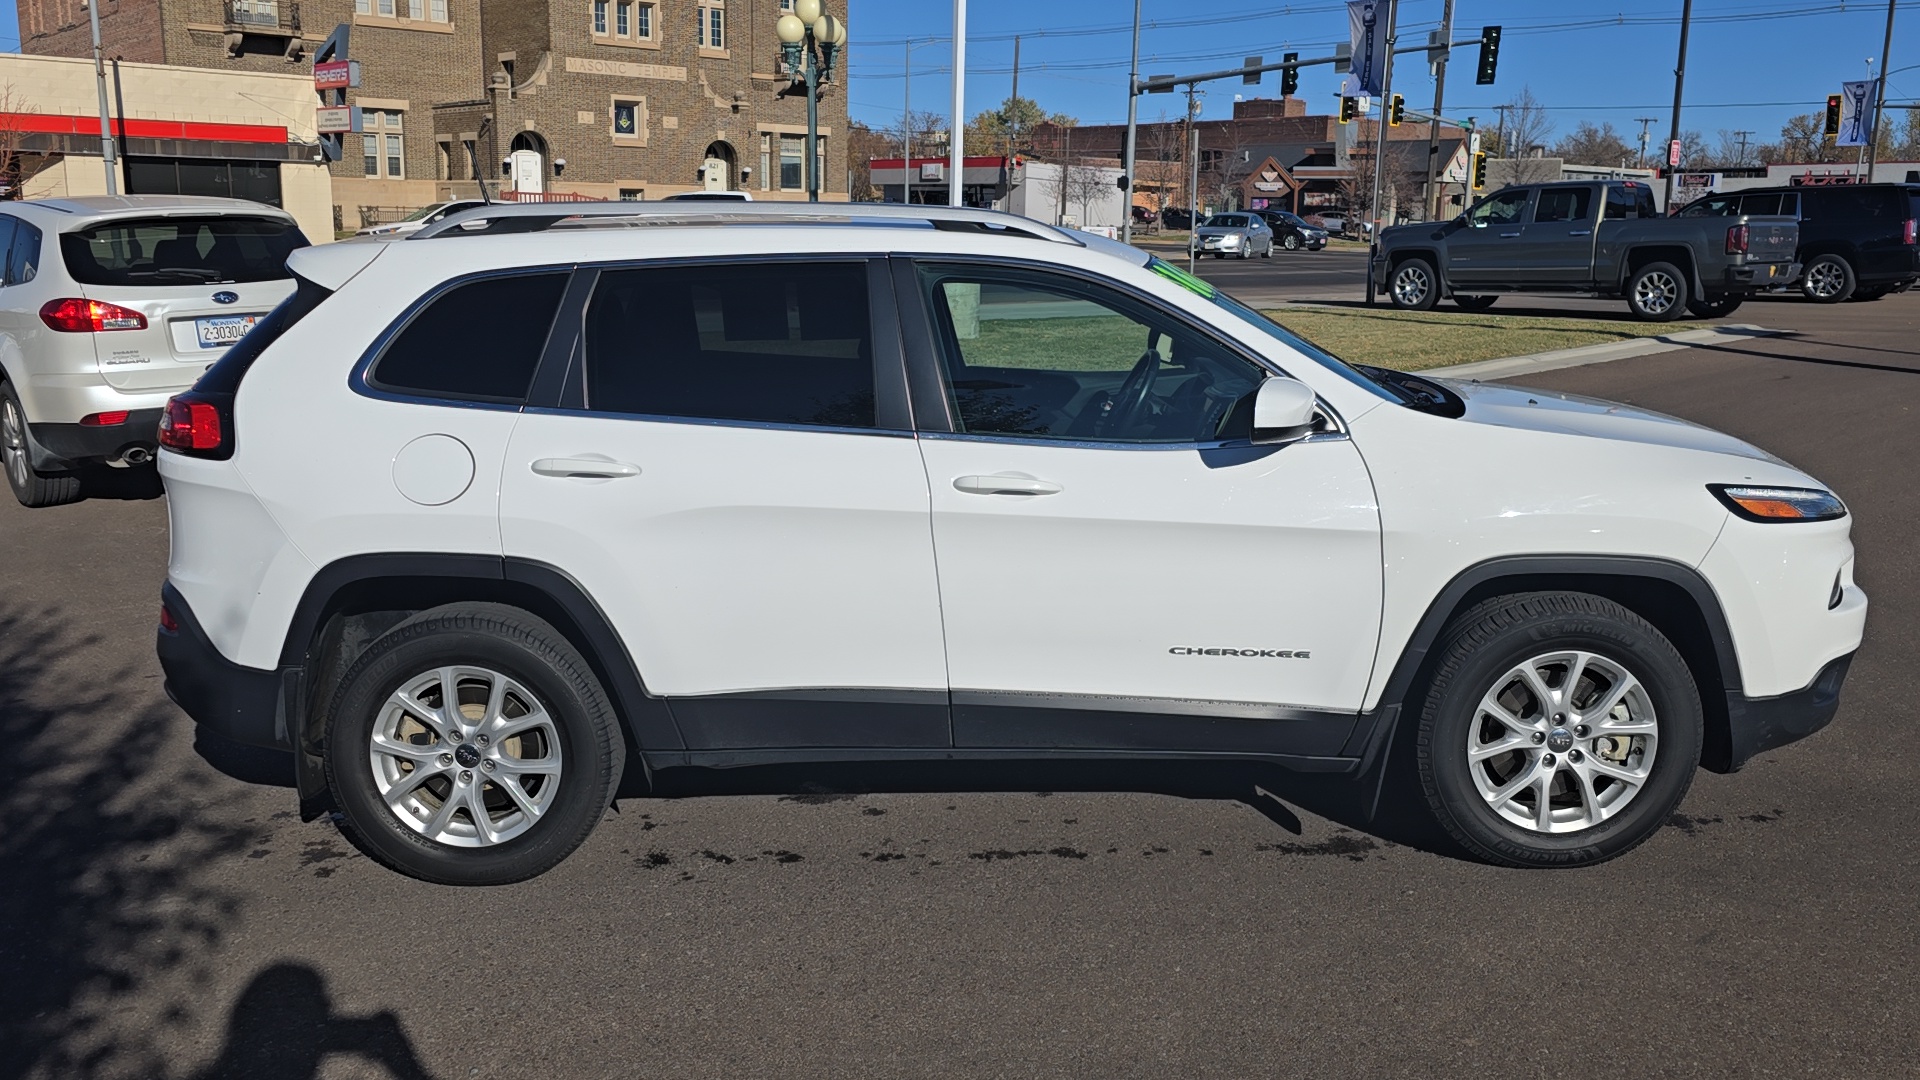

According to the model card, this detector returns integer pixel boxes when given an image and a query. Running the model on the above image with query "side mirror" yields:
[1251,377,1319,445]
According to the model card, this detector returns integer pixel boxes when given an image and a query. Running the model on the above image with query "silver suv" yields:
[0,195,307,506]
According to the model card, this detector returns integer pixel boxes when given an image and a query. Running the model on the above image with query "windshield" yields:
[61,216,308,286]
[1145,257,1396,403]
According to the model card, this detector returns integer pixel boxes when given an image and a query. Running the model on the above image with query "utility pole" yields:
[1007,35,1022,165]
[87,0,119,194]
[950,0,966,207]
[1424,0,1455,221]
[1493,103,1509,159]
[1868,0,1898,178]
[1187,83,1201,274]
[1859,58,1875,177]
[904,42,913,206]
[1663,0,1693,210]
[1365,0,1400,248]
[1733,129,1754,167]
[1121,0,1142,245]
[1634,116,1658,168]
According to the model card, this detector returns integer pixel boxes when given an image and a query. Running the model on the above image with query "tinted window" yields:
[1823,186,1898,221]
[1533,187,1593,223]
[1468,189,1529,226]
[1739,193,1783,216]
[1604,186,1639,220]
[0,218,14,284]
[583,261,877,429]
[1636,188,1659,218]
[6,221,40,285]
[1680,194,1739,218]
[372,272,569,403]
[59,216,308,286]
[916,263,1266,444]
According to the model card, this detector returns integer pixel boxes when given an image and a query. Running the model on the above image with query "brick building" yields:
[18,0,848,228]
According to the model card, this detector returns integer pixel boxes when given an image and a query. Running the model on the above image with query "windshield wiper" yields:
[125,267,225,282]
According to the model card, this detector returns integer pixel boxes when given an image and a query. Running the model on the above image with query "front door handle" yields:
[953,474,1063,496]
[1499,231,1522,238]
[1568,229,1593,236]
[531,457,640,479]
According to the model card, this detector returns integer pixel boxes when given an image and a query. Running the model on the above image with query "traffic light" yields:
[1825,94,1843,137]
[1340,96,1358,123]
[1388,94,1406,127]
[1471,152,1488,191]
[1280,52,1299,97]
[1475,26,1502,85]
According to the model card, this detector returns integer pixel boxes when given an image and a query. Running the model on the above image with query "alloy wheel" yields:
[2,397,28,493]
[1465,650,1659,834]
[1393,264,1432,306]
[1806,261,1846,299]
[369,665,565,847]
[1633,271,1679,315]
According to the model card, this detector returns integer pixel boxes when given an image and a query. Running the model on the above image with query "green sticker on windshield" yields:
[1150,258,1216,299]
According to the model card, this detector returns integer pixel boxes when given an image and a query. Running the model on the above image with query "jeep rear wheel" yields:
[1415,592,1702,868]
[325,603,623,885]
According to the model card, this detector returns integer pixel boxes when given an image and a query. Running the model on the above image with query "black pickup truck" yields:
[1372,180,1800,320]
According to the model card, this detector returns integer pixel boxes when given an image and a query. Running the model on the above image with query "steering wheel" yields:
[1101,329,1163,436]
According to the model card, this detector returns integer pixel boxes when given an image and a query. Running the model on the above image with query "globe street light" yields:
[777,2,847,203]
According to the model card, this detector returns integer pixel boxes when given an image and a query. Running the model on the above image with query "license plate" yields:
[195,315,259,349]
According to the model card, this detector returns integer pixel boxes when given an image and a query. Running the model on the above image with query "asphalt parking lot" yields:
[3,292,1916,1079]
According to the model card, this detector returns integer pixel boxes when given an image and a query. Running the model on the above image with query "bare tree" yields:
[1492,86,1555,159]
[1062,159,1111,226]
[1553,121,1636,166]
[0,85,42,200]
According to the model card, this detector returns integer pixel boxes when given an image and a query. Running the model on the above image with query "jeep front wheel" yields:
[324,603,623,885]
[1415,593,1702,868]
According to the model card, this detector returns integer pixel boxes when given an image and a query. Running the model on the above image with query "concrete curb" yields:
[1419,324,1786,381]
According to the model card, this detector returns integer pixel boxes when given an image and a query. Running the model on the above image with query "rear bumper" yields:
[1722,261,1800,292]
[1715,652,1854,772]
[27,408,163,468]
[157,581,290,750]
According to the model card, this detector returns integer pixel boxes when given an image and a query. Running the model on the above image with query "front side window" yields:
[1533,187,1593,224]
[582,261,877,429]
[371,273,570,403]
[59,216,308,286]
[1468,189,1529,227]
[1679,194,1739,218]
[916,263,1267,444]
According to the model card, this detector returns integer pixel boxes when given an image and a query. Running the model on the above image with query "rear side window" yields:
[60,216,308,286]
[0,218,15,282]
[1534,188,1592,223]
[6,221,41,285]
[581,261,878,429]
[371,272,569,404]
[1740,193,1783,216]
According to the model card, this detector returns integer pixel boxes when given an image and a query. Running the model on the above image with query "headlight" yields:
[1709,484,1847,522]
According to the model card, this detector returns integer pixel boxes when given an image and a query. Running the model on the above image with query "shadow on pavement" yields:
[1684,338,1920,376]
[187,963,439,1080]
[193,727,297,789]
[0,603,251,1080]
[78,464,166,502]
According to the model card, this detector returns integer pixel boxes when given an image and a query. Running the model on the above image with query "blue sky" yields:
[2,2,1910,153]
[839,0,1914,152]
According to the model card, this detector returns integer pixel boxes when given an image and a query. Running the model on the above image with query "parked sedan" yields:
[1253,209,1330,251]
[1191,213,1274,259]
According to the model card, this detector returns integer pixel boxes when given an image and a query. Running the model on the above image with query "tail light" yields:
[40,298,148,332]
[1725,224,1749,255]
[1903,219,1916,245]
[158,392,228,457]
[159,603,180,634]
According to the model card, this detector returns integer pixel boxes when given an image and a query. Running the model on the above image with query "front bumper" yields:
[28,408,163,469]
[157,581,290,750]
[1723,260,1800,293]
[1714,651,1854,772]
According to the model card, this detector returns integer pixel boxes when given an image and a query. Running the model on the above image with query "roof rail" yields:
[408,200,1085,245]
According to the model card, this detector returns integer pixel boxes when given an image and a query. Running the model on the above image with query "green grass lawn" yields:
[1260,305,1679,371]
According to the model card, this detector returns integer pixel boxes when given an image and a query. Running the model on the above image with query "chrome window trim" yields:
[518,406,914,440]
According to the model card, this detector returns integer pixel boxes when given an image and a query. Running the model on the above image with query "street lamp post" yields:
[776,0,847,203]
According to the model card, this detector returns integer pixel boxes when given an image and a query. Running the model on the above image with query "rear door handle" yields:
[1568,229,1593,236]
[953,474,1063,496]
[1499,231,1522,238]
[531,457,640,479]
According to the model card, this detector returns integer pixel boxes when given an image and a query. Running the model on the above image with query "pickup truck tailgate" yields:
[1743,217,1798,263]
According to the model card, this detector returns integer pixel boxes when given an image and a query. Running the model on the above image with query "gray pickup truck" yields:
[1372,180,1800,320]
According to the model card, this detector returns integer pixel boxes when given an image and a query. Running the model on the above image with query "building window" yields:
[619,188,644,201]
[635,3,652,38]
[429,0,447,21]
[611,98,646,143]
[615,1,629,35]
[363,135,379,176]
[697,1,724,49]
[779,133,803,190]
[355,0,370,12]
[361,110,406,179]
[593,0,608,34]
[378,0,395,15]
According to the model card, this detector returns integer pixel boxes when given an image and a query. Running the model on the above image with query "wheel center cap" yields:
[454,743,481,767]
[1546,728,1575,753]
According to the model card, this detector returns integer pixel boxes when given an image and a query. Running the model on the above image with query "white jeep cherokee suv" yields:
[0,196,306,506]
[155,202,1866,885]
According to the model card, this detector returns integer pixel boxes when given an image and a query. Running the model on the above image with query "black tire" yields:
[324,602,625,885]
[1452,295,1499,312]
[1388,257,1440,311]
[1415,592,1703,869]
[1214,253,1226,260]
[1281,233,1301,251]
[1800,254,1856,303]
[1625,261,1690,322]
[1,383,83,509]
[1685,295,1744,318]
[1848,287,1889,302]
